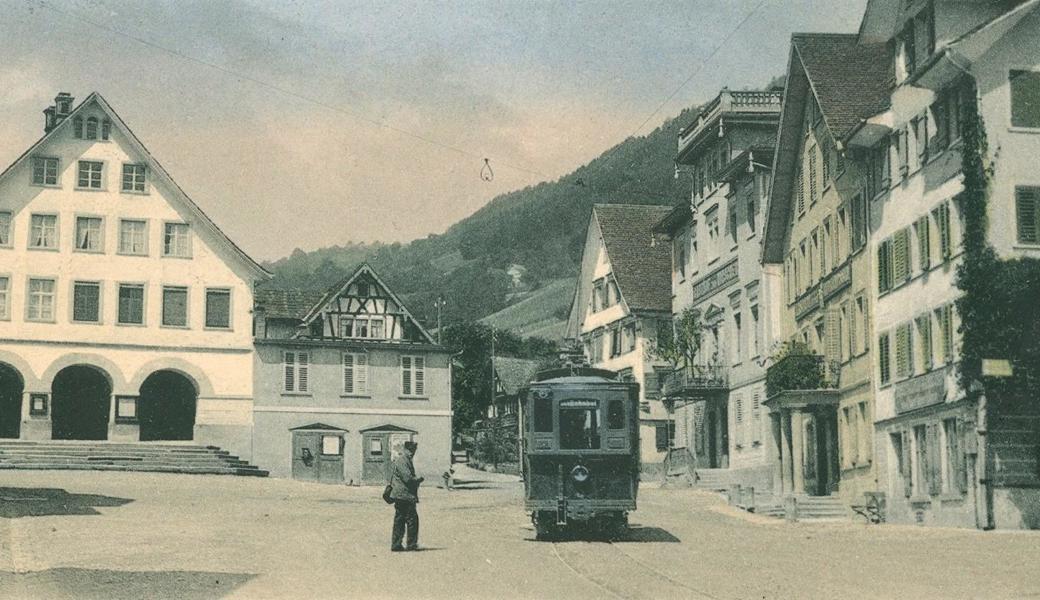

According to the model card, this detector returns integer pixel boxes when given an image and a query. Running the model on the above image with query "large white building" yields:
[0,92,269,460]
[855,0,1040,528]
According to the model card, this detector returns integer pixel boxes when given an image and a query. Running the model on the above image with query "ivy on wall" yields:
[954,85,1040,401]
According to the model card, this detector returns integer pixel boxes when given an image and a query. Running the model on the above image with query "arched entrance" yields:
[52,365,111,440]
[138,371,197,441]
[0,363,24,438]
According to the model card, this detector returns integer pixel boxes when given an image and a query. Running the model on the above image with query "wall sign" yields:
[692,259,739,303]
[894,369,946,414]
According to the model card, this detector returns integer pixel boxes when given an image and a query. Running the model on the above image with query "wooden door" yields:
[317,433,345,483]
[362,432,390,485]
[292,432,320,482]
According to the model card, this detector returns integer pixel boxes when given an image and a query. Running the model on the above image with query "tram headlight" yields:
[571,464,590,483]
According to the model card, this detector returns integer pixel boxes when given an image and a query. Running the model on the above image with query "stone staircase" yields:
[753,494,850,521]
[0,441,268,476]
[691,468,732,492]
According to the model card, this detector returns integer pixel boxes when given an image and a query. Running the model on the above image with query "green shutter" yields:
[1016,187,1040,244]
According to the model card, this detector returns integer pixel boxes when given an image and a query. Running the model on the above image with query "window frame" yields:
[70,280,103,324]
[283,350,310,394]
[160,285,190,329]
[342,351,370,396]
[73,214,105,254]
[116,282,147,326]
[400,354,427,398]
[31,156,60,187]
[0,211,11,248]
[120,163,148,194]
[203,287,232,330]
[0,275,10,321]
[26,276,57,323]
[28,213,59,251]
[117,219,149,256]
[162,221,192,258]
[1009,69,1040,130]
[76,160,105,190]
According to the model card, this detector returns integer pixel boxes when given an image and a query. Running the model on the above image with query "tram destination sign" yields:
[560,399,598,408]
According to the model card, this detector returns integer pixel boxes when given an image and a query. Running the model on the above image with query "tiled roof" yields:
[792,33,893,139]
[494,357,542,396]
[254,288,327,320]
[594,204,674,313]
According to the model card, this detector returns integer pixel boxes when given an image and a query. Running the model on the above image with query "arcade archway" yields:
[139,370,197,441]
[0,363,24,439]
[52,365,112,440]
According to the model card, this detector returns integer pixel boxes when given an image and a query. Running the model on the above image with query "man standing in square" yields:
[389,440,423,551]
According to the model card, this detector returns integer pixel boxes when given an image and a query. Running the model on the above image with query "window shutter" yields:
[809,145,817,204]
[893,229,909,283]
[916,216,930,271]
[928,423,942,496]
[824,308,842,365]
[878,240,892,292]
[796,162,805,214]
[936,203,952,258]
[878,333,891,384]
[402,356,412,395]
[343,353,354,394]
[414,356,425,396]
[298,352,309,392]
[655,424,668,451]
[734,394,744,447]
[901,429,913,497]
[895,324,912,379]
[956,418,970,494]
[284,352,295,392]
[1016,187,1040,244]
[942,305,954,363]
[752,392,762,443]
[357,353,368,394]
[918,315,933,371]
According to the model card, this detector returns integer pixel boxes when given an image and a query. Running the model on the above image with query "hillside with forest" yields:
[262,104,700,334]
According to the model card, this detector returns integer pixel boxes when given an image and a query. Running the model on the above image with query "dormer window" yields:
[85,117,98,140]
[73,117,83,139]
[101,119,111,140]
[357,281,370,297]
[337,315,385,339]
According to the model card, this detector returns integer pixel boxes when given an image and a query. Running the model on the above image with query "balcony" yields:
[765,353,840,408]
[661,364,729,400]
[677,89,783,161]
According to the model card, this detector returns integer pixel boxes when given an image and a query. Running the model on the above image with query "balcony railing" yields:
[765,353,840,398]
[679,89,783,150]
[661,364,729,399]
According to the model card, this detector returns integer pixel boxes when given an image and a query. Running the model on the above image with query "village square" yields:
[2,0,1040,598]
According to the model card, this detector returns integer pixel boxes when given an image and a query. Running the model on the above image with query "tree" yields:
[648,307,702,368]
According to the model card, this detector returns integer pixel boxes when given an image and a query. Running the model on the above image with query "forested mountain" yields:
[263,105,699,330]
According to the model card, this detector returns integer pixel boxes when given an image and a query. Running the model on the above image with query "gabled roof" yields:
[290,423,348,431]
[792,34,893,140]
[0,92,270,279]
[494,357,542,396]
[762,35,892,264]
[593,204,673,314]
[254,289,328,320]
[300,263,437,344]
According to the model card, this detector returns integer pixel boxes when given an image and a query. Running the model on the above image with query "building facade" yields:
[655,88,781,492]
[0,93,268,460]
[857,0,1040,528]
[252,264,452,485]
[762,35,892,505]
[565,204,674,473]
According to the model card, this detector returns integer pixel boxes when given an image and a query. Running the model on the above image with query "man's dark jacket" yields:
[389,449,420,502]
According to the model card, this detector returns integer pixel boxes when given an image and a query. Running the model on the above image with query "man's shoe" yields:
[405,545,419,551]
[391,546,405,552]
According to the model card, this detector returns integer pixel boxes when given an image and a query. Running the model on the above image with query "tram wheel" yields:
[533,511,558,541]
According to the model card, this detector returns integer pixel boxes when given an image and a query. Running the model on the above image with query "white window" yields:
[122,163,147,193]
[343,352,369,395]
[0,212,10,247]
[75,216,103,252]
[29,214,58,249]
[401,355,426,397]
[32,157,59,186]
[163,223,191,257]
[77,160,103,189]
[119,220,148,255]
[72,281,101,323]
[0,277,8,319]
[27,278,56,321]
[284,351,309,393]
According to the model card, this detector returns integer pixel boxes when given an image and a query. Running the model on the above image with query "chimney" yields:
[43,107,57,133]
[44,92,74,133]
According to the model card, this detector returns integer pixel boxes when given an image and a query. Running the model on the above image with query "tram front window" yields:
[560,407,600,450]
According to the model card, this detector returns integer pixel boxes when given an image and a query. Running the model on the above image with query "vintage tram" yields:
[519,366,640,539]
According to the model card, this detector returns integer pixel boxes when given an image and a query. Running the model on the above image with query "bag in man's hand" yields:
[382,484,394,504]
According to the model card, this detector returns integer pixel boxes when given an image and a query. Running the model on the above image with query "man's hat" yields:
[404,441,418,452]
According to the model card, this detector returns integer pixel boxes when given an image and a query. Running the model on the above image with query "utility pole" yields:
[434,295,446,344]
[490,326,498,470]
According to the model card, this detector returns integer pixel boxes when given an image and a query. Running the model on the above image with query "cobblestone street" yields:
[1,467,1038,599]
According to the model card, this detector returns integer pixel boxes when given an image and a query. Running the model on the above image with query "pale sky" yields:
[0,0,867,261]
